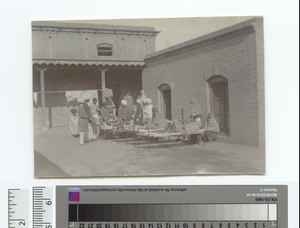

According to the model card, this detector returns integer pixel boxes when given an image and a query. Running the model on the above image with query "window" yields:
[97,43,113,56]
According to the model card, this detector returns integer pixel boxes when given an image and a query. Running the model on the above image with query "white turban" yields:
[121,100,127,106]
[145,98,152,104]
[83,93,91,100]
[77,97,84,103]
[195,117,202,125]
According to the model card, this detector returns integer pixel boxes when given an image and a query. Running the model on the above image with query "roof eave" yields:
[145,17,261,61]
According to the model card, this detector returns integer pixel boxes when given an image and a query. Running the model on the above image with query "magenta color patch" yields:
[68,191,80,202]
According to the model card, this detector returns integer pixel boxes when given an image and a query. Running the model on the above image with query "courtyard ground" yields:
[34,127,265,177]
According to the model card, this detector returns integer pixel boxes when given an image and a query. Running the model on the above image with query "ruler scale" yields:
[33,186,54,228]
[7,186,287,228]
[8,189,30,228]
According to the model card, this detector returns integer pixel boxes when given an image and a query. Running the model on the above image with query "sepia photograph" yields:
[32,16,265,177]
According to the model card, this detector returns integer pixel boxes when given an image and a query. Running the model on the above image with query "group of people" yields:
[69,93,101,145]
[68,90,220,145]
[68,90,155,145]
[187,97,220,143]
[142,96,220,143]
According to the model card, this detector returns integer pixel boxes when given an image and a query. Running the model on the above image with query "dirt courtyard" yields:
[34,127,265,177]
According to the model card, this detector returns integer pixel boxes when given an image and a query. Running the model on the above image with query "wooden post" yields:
[100,69,107,103]
[37,68,48,130]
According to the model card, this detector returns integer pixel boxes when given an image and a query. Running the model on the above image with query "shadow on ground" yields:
[34,150,69,177]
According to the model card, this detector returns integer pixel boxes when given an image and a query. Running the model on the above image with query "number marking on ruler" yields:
[33,186,54,228]
[8,189,30,228]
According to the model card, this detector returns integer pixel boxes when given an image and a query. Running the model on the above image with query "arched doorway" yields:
[208,76,230,135]
[158,84,172,120]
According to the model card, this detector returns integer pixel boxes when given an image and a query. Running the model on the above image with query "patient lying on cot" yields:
[169,113,220,142]
[100,103,118,125]
[145,107,204,133]
[184,117,203,133]
[145,107,171,130]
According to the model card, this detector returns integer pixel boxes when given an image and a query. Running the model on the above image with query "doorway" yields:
[208,76,230,135]
[158,84,172,120]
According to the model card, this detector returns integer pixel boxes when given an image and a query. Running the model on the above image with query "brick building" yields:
[32,21,159,128]
[142,18,264,147]
[32,18,264,147]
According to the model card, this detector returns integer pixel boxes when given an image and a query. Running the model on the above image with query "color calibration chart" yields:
[56,186,287,228]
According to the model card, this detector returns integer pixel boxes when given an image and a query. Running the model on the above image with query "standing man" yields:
[118,100,132,124]
[90,97,100,140]
[134,90,147,126]
[144,98,153,124]
[77,93,91,145]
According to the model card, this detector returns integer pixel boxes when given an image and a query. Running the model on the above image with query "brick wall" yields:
[142,19,264,147]
[32,28,156,61]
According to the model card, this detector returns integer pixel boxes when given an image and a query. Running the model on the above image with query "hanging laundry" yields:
[65,90,99,106]
[65,91,84,102]
[33,92,38,104]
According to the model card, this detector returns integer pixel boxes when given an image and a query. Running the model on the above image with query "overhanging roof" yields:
[32,59,145,68]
